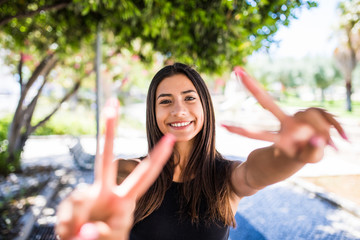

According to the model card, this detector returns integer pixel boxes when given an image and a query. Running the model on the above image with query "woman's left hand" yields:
[222,67,348,164]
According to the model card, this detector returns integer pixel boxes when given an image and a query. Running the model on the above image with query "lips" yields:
[169,121,192,127]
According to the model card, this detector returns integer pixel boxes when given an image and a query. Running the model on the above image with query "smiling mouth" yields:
[169,121,192,127]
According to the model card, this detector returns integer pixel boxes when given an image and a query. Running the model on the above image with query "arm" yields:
[231,145,305,197]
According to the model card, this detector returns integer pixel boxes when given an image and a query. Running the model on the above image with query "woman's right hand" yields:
[55,99,175,240]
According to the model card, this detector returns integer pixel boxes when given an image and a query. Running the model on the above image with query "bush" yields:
[0,115,20,176]
[0,115,11,140]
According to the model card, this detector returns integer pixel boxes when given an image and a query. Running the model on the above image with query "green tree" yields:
[0,0,317,175]
[314,65,342,103]
[0,0,71,27]
[334,0,360,112]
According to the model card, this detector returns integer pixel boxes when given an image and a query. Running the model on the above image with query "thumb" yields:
[297,136,326,163]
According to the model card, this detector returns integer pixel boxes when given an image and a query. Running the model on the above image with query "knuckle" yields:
[304,107,320,116]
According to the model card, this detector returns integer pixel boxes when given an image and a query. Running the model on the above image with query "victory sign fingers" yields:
[225,67,348,159]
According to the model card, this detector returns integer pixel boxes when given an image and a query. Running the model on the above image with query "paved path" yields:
[230,182,360,240]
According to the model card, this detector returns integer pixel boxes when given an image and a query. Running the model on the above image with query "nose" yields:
[171,101,187,117]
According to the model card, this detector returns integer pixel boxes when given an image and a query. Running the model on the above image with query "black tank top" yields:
[130,181,230,240]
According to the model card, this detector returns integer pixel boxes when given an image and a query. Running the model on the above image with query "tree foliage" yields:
[1,0,318,71]
[314,64,342,102]
[0,0,317,175]
[247,55,343,102]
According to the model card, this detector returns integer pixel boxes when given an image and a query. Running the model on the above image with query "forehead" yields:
[156,74,196,95]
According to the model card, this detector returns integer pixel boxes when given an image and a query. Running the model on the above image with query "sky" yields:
[253,0,341,59]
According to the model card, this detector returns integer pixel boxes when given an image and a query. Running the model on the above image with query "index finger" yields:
[115,134,175,200]
[234,66,288,122]
[94,98,120,192]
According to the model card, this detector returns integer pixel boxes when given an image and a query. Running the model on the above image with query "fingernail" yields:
[310,136,326,147]
[328,138,338,151]
[78,223,99,240]
[105,97,120,108]
[234,66,245,76]
[340,131,349,141]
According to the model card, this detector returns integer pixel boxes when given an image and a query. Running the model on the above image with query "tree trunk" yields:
[3,52,80,175]
[321,89,325,104]
[346,80,352,112]
[7,53,57,170]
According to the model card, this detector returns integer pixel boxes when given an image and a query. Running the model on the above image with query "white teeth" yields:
[170,121,191,127]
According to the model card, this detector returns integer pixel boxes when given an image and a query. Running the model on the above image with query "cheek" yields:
[155,108,166,132]
[196,105,205,127]
[199,112,204,128]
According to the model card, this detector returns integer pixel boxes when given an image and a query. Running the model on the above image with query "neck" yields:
[173,140,193,182]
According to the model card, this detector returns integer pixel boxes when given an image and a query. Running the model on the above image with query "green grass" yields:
[33,107,145,136]
[278,98,360,119]
[33,110,97,136]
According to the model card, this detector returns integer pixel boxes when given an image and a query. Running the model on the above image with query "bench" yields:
[68,137,95,170]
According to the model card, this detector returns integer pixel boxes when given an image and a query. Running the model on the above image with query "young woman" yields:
[56,63,346,240]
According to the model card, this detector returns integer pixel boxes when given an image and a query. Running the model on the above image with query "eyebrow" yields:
[157,89,197,100]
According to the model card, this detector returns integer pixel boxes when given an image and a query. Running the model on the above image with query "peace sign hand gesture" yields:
[56,98,175,240]
[222,67,348,164]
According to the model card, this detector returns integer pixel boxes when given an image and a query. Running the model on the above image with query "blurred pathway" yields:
[230,182,360,240]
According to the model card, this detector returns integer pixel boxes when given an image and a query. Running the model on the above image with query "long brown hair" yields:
[134,63,236,227]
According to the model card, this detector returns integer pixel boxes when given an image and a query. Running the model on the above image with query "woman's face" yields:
[155,74,204,142]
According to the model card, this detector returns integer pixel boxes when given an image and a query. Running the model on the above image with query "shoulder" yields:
[214,154,242,185]
[215,154,243,170]
[116,158,141,184]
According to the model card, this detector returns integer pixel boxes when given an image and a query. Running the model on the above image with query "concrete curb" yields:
[288,177,360,218]
[14,171,63,240]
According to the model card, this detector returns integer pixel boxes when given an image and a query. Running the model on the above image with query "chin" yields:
[172,134,197,143]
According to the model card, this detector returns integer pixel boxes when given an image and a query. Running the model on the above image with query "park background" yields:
[0,0,360,239]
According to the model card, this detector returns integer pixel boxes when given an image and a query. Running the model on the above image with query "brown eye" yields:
[159,99,171,104]
[185,96,195,101]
